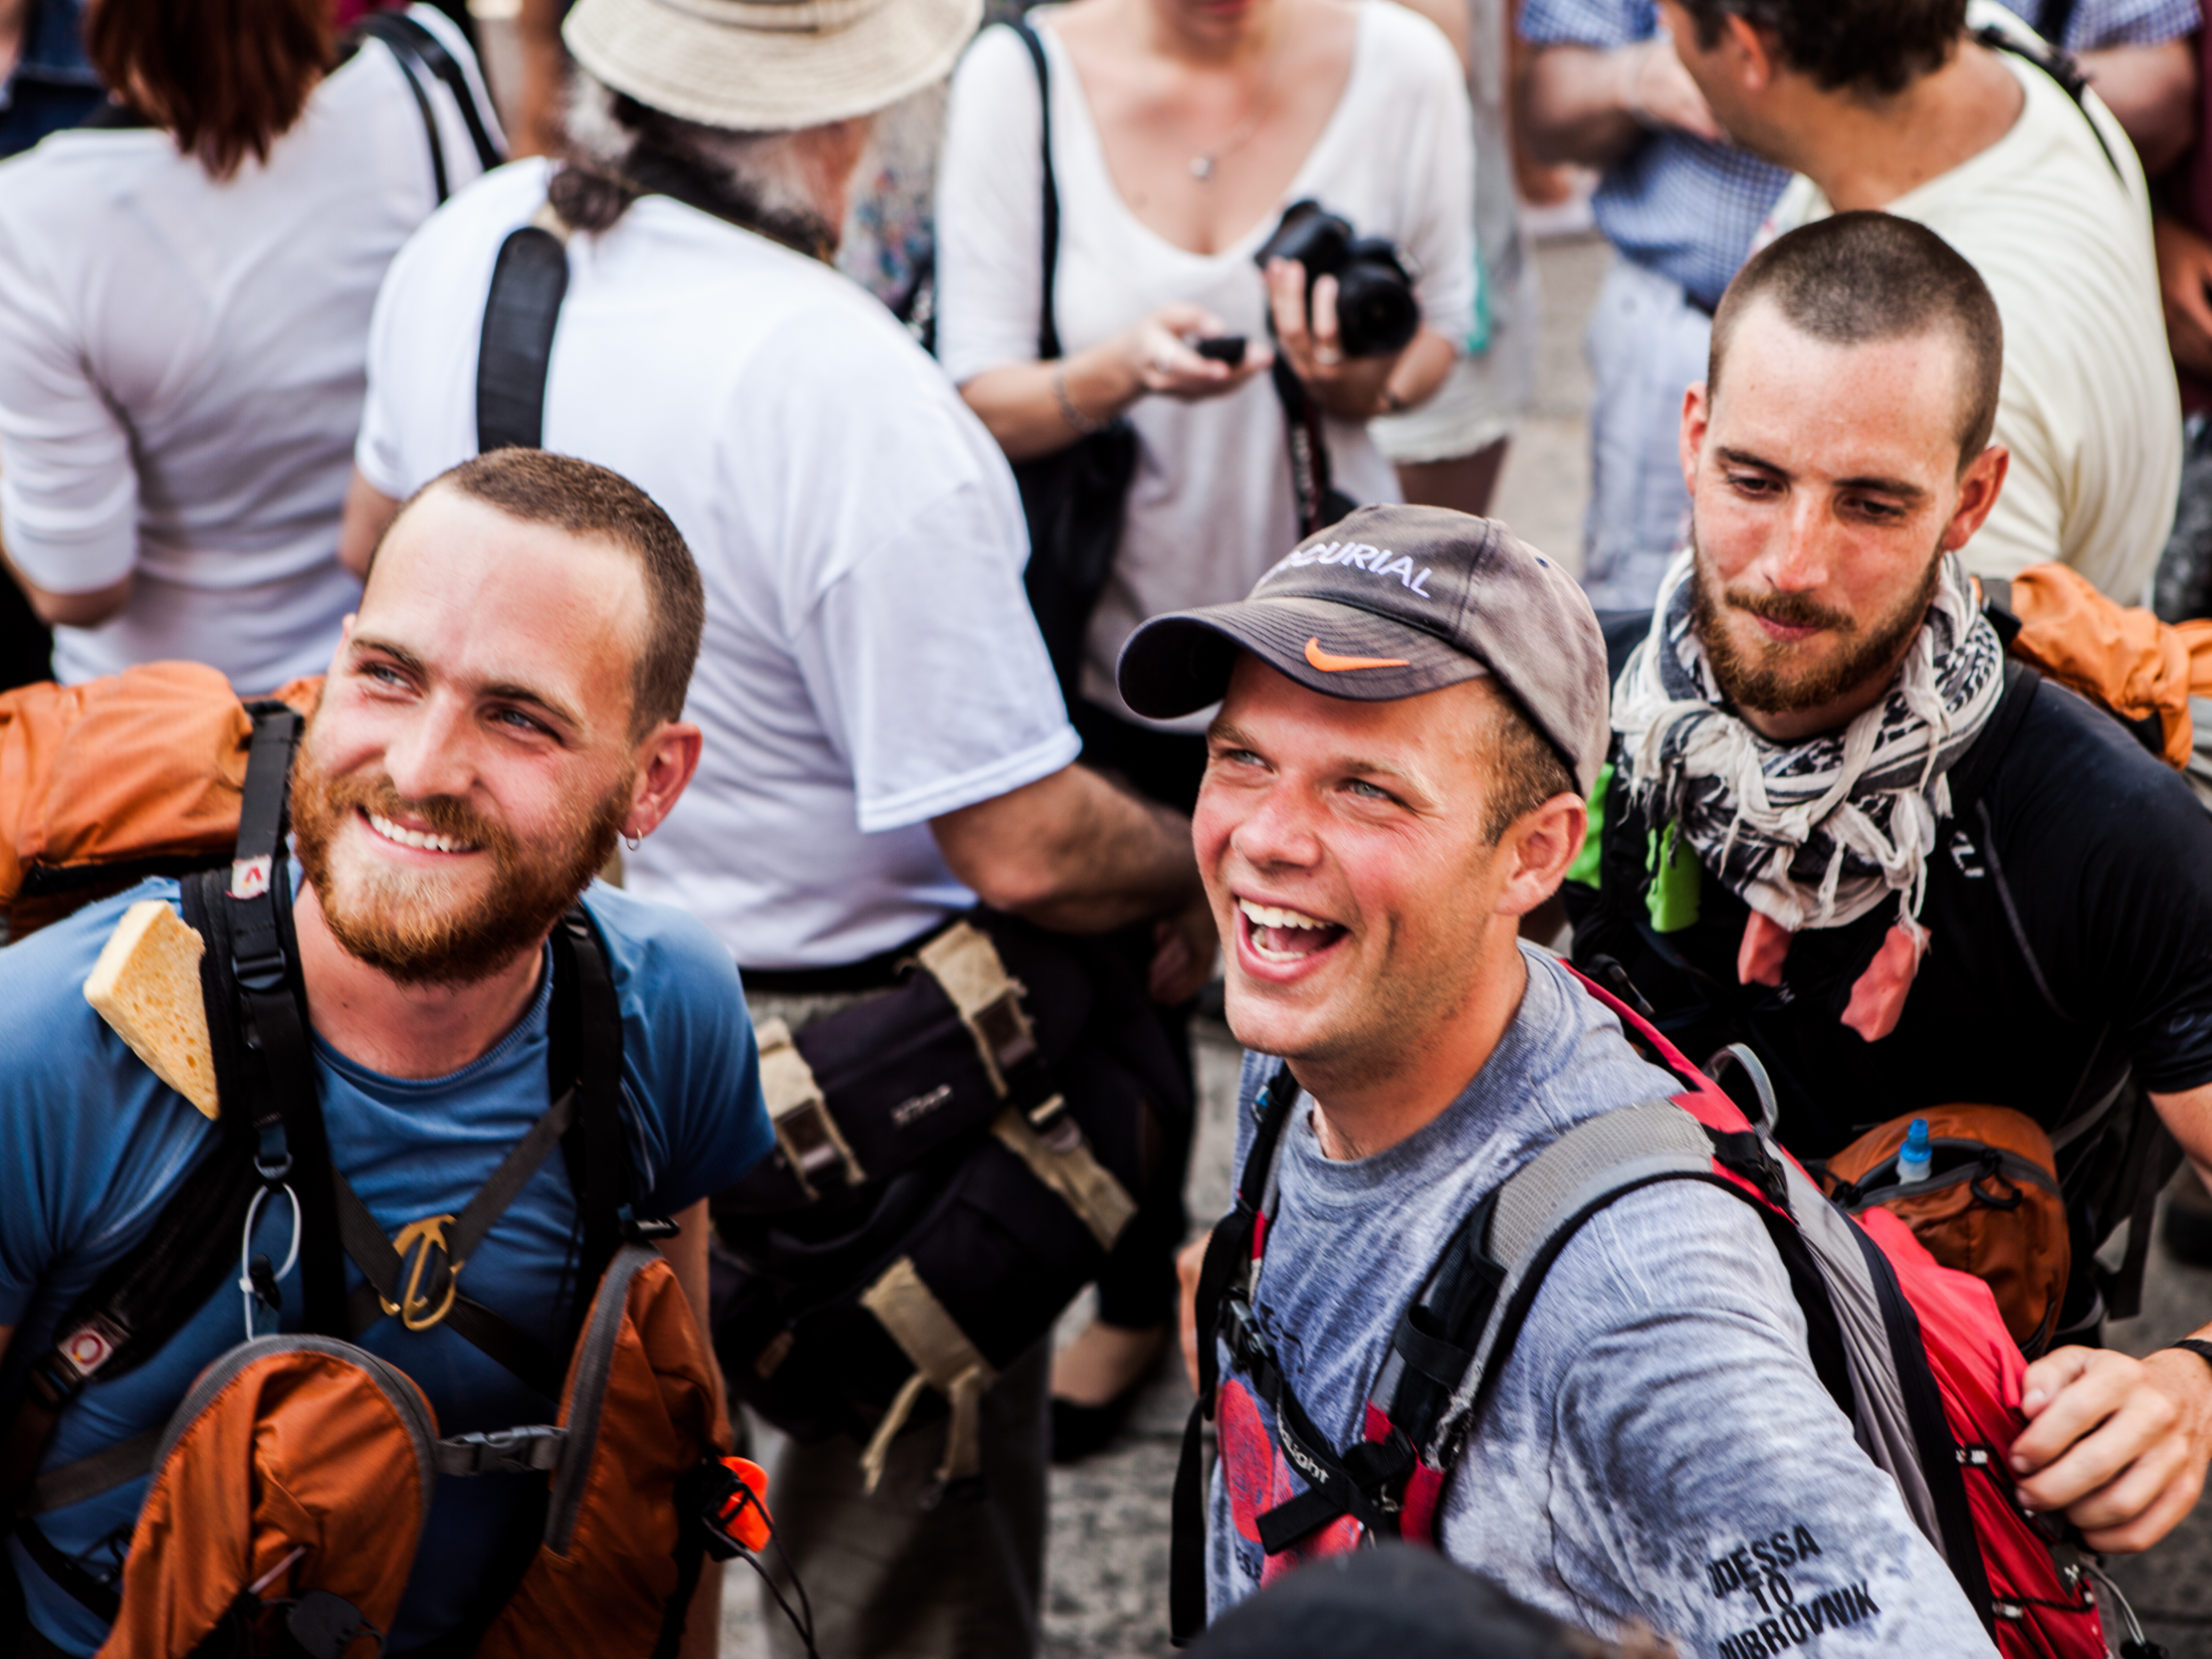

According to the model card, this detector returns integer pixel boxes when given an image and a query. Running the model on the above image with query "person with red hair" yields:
[0,0,502,696]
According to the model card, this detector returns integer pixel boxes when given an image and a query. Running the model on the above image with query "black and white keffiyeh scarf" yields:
[1612,549,2006,947]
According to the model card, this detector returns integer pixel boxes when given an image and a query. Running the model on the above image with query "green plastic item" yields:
[1565,762,1611,890]
[1646,820,1701,933]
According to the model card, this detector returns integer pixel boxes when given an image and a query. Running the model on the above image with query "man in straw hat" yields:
[335,0,1218,1653]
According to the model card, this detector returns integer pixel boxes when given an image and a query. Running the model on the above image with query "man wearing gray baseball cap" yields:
[1135,505,1992,1652]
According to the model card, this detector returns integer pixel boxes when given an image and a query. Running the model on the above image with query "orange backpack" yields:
[1819,1106,2071,1355]
[1,683,799,1657]
[0,664,320,939]
[1995,564,2212,772]
[101,1248,745,1659]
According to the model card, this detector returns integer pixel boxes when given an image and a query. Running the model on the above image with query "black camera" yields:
[1253,200,1421,359]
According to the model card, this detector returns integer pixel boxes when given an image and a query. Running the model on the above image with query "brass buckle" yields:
[382,1214,462,1332]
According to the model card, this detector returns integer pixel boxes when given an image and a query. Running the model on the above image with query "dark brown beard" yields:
[291,734,629,988]
[1689,533,1942,717]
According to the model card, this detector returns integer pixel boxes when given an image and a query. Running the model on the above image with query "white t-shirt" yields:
[936,4,1478,729]
[1764,2,2181,602]
[356,159,1081,970]
[0,7,501,691]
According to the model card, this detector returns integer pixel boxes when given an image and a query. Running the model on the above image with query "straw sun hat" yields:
[562,0,983,133]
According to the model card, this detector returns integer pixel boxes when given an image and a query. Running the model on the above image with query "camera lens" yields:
[1333,262,1422,359]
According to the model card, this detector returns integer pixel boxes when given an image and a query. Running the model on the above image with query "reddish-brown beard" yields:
[1688,531,1942,717]
[291,737,630,988]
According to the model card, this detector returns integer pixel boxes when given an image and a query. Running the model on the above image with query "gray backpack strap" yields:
[1484,1100,1711,1272]
[1769,1150,1949,1560]
[1435,1100,1958,1578]
[1426,1102,1713,1453]
[477,203,573,454]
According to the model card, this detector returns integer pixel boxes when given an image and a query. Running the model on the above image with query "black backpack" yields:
[708,914,1189,1492]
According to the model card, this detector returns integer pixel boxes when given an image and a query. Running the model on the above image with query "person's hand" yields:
[1117,303,1272,403]
[1620,34,1724,142]
[2010,1344,2212,1552]
[1177,1235,1211,1393]
[1264,260,1403,420]
[2154,213,2212,383]
[1149,893,1220,1005]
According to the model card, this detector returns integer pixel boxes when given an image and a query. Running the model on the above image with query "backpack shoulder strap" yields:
[354,10,503,178]
[1170,1065,1297,1643]
[0,708,335,1538]
[1971,21,2122,179]
[1942,655,2040,831]
[355,10,450,204]
[477,205,573,455]
[553,904,653,1303]
[1009,20,1063,362]
[1437,1102,1728,1447]
[199,706,353,1338]
[354,9,505,208]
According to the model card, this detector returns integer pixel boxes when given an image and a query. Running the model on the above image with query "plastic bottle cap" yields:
[1896,1118,1932,1183]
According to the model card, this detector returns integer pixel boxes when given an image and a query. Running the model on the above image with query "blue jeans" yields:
[1582,259,1711,611]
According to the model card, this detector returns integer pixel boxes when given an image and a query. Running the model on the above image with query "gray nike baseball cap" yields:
[1116,505,1611,795]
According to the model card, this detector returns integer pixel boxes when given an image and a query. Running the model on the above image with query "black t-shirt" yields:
[1573,677,2212,1159]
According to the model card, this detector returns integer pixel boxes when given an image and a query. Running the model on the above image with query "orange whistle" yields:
[715,1456,773,1553]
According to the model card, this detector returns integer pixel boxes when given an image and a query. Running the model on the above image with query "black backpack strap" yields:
[1840,1219,1996,1628]
[333,1144,572,1401]
[1170,1066,1298,1644]
[1972,22,2121,179]
[1368,1188,1507,1459]
[355,10,450,204]
[1943,656,2040,831]
[0,712,335,1613]
[553,905,653,1298]
[476,210,572,454]
[332,906,640,1399]
[1010,20,1063,363]
[354,10,503,179]
[210,707,353,1339]
[0,1124,262,1516]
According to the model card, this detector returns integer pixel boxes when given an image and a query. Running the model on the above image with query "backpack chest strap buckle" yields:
[383,1214,462,1332]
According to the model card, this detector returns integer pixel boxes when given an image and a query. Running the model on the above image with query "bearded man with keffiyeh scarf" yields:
[1610,546,2005,1042]
[1566,213,2212,1562]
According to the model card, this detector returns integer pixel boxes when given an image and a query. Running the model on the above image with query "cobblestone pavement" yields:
[725,231,2212,1657]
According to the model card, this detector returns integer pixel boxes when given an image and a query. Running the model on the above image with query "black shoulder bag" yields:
[1005,21,1140,712]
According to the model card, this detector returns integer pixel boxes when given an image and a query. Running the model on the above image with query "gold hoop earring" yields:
[624,832,642,852]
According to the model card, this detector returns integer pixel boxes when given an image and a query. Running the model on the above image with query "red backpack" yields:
[1171,966,2113,1656]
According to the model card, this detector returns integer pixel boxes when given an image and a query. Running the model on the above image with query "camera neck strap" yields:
[1268,357,1352,538]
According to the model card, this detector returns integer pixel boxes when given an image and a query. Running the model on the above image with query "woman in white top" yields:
[935,0,1475,1450]
[0,0,501,692]
[937,0,1477,771]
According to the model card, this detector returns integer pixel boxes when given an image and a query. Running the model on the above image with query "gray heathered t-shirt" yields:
[1207,945,1996,1657]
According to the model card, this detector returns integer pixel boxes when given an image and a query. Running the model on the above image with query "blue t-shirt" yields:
[0,0,102,161]
[0,878,772,1654]
[1207,946,1995,1654]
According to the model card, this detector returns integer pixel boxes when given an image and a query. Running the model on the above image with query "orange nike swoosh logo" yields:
[1305,637,1410,673]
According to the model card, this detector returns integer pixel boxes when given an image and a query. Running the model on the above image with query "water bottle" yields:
[1895,1118,1932,1185]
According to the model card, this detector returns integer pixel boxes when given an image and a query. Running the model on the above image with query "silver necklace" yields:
[1180,21,1285,183]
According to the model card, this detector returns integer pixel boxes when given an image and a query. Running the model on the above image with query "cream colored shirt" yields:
[1765,1,2180,601]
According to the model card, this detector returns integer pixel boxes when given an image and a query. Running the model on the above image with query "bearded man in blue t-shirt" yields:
[0,450,773,1656]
